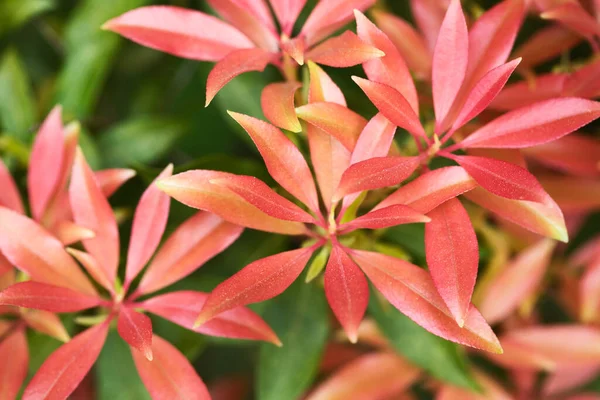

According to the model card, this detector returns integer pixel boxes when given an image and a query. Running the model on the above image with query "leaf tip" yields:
[144,348,154,361]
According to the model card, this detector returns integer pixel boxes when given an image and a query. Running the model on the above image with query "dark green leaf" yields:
[0,48,36,139]
[0,0,54,37]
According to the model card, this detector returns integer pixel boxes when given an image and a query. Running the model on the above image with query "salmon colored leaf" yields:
[425,198,479,326]
[156,170,306,235]
[539,176,600,213]
[490,72,567,111]
[352,250,501,353]
[580,259,600,323]
[0,160,24,213]
[125,165,173,286]
[334,156,419,202]
[543,366,600,397]
[103,6,254,62]
[351,113,397,164]
[261,82,302,132]
[0,281,102,312]
[411,0,450,51]
[541,2,600,43]
[70,149,119,286]
[205,48,275,106]
[228,112,320,212]
[324,245,369,343]
[352,76,426,138]
[139,291,280,345]
[23,322,109,400]
[432,0,468,129]
[338,204,430,233]
[460,98,600,149]
[513,26,581,74]
[355,10,419,113]
[307,61,346,105]
[118,306,153,361]
[270,0,307,35]
[196,247,315,325]
[53,221,95,246]
[22,309,70,343]
[306,31,385,68]
[27,106,64,221]
[66,248,115,294]
[295,102,367,151]
[0,327,28,400]
[0,207,96,296]
[95,168,136,197]
[478,239,555,324]
[132,334,210,400]
[139,212,243,294]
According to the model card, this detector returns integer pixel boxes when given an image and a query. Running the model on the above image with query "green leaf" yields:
[97,116,186,168]
[383,224,426,261]
[257,279,330,400]
[369,295,479,390]
[0,49,36,139]
[305,245,330,282]
[0,0,54,37]
[96,330,151,400]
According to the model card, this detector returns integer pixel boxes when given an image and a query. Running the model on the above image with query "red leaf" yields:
[539,175,600,213]
[206,48,275,106]
[459,98,600,149]
[0,327,28,400]
[352,76,426,138]
[425,198,479,326]
[270,0,306,35]
[374,166,476,214]
[432,0,468,129]
[355,10,419,113]
[324,245,369,343]
[454,155,548,203]
[513,26,581,74]
[125,165,173,286]
[565,58,600,99]
[229,112,320,212]
[0,159,24,213]
[23,322,109,400]
[334,156,419,202]
[0,281,102,312]
[261,82,302,132]
[541,2,600,43]
[352,250,501,353]
[338,204,430,233]
[132,334,210,400]
[523,134,600,177]
[196,248,315,325]
[490,72,567,111]
[95,168,136,197]
[139,291,280,345]
[27,106,64,221]
[118,306,153,361]
[306,31,384,68]
[156,170,306,235]
[70,149,119,286]
[0,207,97,296]
[103,6,254,61]
[139,212,243,294]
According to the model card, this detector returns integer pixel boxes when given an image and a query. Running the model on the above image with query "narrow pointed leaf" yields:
[541,2,600,42]
[523,134,600,177]
[0,281,102,312]
[0,207,96,295]
[118,306,153,361]
[131,334,210,400]
[411,0,450,51]
[270,0,306,35]
[0,159,24,213]
[95,168,136,197]
[306,31,385,68]
[140,291,280,345]
[307,61,346,105]
[103,6,254,61]
[67,248,115,294]
[53,221,95,246]
[324,246,369,343]
[0,327,28,400]
[139,212,243,294]
[125,165,173,286]
[351,113,397,164]
[490,73,567,111]
[261,82,302,132]
[23,322,109,400]
[196,247,314,325]
[580,259,600,323]
[513,26,581,73]
[22,310,70,343]
[543,366,600,397]
[460,98,600,149]
[339,204,430,233]
[539,176,600,213]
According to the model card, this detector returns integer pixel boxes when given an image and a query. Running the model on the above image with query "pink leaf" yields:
[425,198,479,326]
[541,2,600,43]
[103,6,254,61]
[21,309,70,343]
[156,170,306,235]
[53,221,95,246]
[410,0,451,52]
[490,72,567,111]
[352,77,426,138]
[0,327,28,400]
[565,58,600,98]
[0,160,24,213]
[459,98,600,149]
[196,247,315,325]
[205,48,275,106]
[338,204,430,233]
[308,61,346,105]
[478,239,555,324]
[351,113,397,164]
[454,155,548,203]
[0,207,97,296]
[261,82,302,132]
[132,334,210,400]
[306,31,385,68]
[228,112,320,212]
[352,250,502,353]
[95,168,136,197]
[67,248,115,294]
[139,212,243,294]
[23,322,109,400]
[432,0,468,129]
[70,149,119,286]
[0,281,102,312]
[324,245,369,343]
[334,156,419,202]
[580,258,600,323]
[125,165,173,286]
[539,175,600,213]
[27,106,65,221]
[270,0,306,35]
[139,291,280,345]
[513,26,581,73]
[543,366,600,397]
[374,166,476,214]
[355,10,419,114]
[523,134,600,177]
[118,306,153,361]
